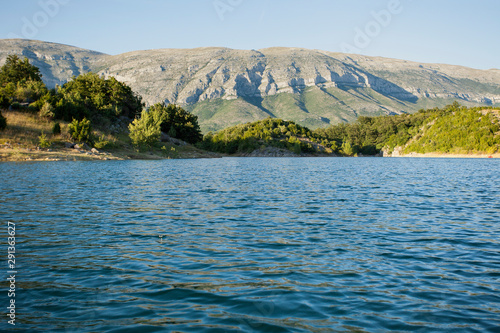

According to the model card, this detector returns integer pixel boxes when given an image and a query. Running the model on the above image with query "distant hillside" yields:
[2,39,500,132]
[198,104,500,157]
[314,104,500,156]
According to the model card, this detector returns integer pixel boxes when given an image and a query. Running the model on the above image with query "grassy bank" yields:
[0,110,220,162]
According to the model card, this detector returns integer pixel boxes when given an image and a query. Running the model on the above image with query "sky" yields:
[1,0,499,70]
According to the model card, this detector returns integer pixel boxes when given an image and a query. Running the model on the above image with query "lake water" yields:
[1,157,500,332]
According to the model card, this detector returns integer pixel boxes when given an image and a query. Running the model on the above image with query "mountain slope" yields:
[1,39,500,132]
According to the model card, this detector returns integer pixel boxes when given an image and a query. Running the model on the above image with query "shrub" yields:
[55,98,87,122]
[56,73,143,121]
[68,118,92,143]
[341,141,354,156]
[52,122,61,135]
[157,103,203,144]
[39,102,55,118]
[14,80,47,103]
[128,108,164,147]
[38,131,51,148]
[293,142,301,154]
[94,134,112,149]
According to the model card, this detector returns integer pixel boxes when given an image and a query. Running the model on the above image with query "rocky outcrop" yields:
[160,132,187,146]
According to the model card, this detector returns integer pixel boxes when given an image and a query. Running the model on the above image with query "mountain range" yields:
[1,39,499,132]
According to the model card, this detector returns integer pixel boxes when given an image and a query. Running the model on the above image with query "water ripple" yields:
[1,158,500,332]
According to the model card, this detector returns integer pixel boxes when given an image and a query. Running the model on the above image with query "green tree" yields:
[0,93,9,108]
[0,55,42,87]
[341,141,354,156]
[68,118,92,144]
[56,73,143,121]
[0,55,47,104]
[39,102,55,118]
[128,108,165,147]
[38,131,51,148]
[157,103,203,144]
[52,122,61,135]
[14,79,47,102]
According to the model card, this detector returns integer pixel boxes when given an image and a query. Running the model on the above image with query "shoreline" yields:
[0,146,221,162]
[1,146,498,162]
[391,152,500,159]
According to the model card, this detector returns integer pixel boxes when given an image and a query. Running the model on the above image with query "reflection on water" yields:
[1,158,499,332]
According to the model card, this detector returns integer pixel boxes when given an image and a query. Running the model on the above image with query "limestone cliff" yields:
[1,39,499,132]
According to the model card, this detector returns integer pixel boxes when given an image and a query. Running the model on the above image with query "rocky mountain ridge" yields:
[1,39,499,132]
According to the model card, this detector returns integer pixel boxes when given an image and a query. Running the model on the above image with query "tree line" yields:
[199,102,500,156]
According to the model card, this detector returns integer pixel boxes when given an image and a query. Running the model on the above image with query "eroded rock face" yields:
[2,39,500,131]
[94,47,500,107]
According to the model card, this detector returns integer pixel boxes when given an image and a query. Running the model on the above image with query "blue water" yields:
[1,157,500,332]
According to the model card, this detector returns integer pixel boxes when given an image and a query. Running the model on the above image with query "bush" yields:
[52,122,61,135]
[0,111,6,131]
[39,102,55,119]
[68,118,92,143]
[38,131,51,148]
[128,108,164,147]
[94,135,112,149]
[56,73,143,121]
[55,98,88,122]
[157,103,203,144]
[14,80,47,103]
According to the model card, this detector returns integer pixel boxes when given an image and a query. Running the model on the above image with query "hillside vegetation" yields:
[0,56,212,161]
[199,103,500,157]
[315,102,500,156]
[198,118,320,155]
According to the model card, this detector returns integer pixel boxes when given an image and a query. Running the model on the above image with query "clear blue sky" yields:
[1,0,499,69]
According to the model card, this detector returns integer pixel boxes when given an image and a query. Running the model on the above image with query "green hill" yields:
[200,103,500,157]
[314,103,500,156]
[198,118,322,155]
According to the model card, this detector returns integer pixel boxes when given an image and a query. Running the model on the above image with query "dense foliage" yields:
[314,102,500,155]
[55,73,143,121]
[0,56,148,149]
[0,55,47,106]
[128,103,203,147]
[199,103,499,156]
[68,118,92,144]
[198,118,316,154]
[403,106,500,154]
[0,55,42,86]
[52,122,61,135]
[158,103,203,144]
[128,107,164,147]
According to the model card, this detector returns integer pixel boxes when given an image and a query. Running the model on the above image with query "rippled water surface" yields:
[1,157,500,332]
